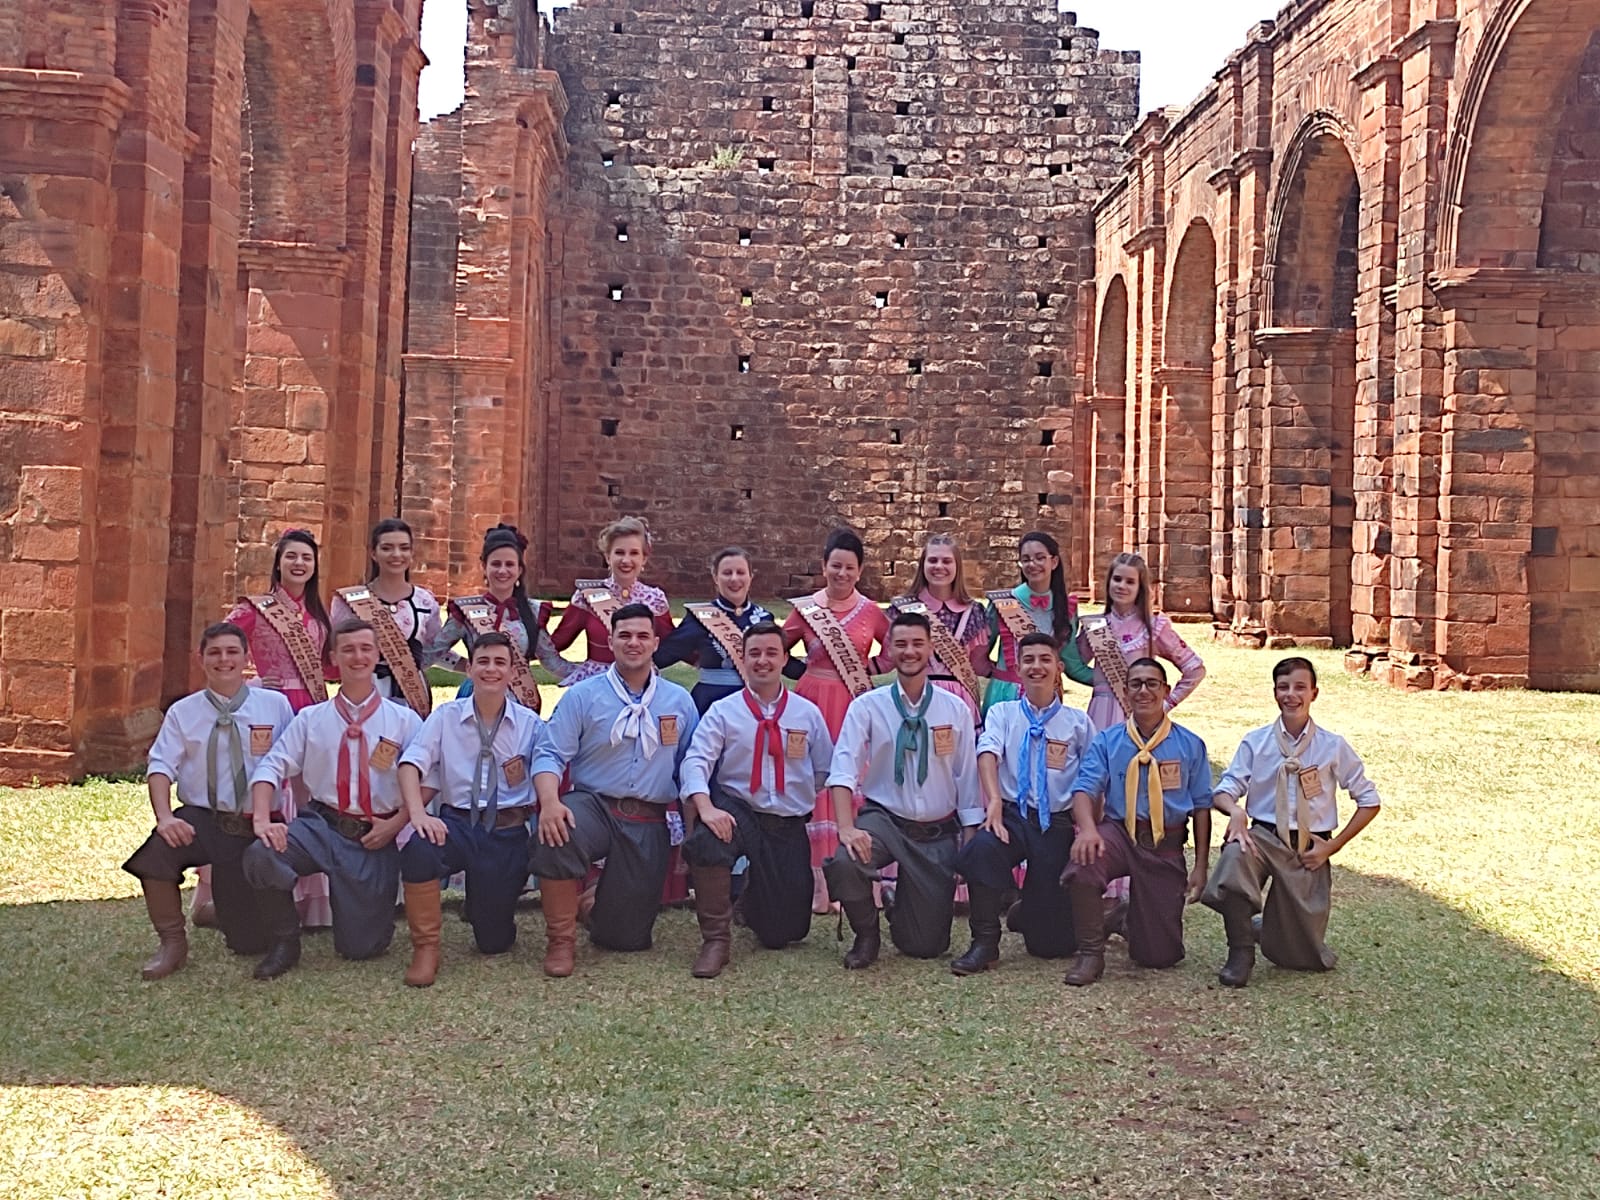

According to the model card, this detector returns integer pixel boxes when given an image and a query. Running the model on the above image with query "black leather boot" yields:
[950,883,1003,976]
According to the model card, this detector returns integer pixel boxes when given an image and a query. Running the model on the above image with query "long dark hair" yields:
[271,528,333,662]
[1018,530,1072,646]
[481,523,541,640]
[365,517,414,582]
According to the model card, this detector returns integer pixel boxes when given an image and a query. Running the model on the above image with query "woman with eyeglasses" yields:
[983,531,1092,717]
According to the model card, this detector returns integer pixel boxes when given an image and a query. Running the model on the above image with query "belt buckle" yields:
[217,811,250,837]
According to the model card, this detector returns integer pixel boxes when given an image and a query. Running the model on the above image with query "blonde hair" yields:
[907,534,972,605]
[597,515,653,558]
[1103,551,1155,647]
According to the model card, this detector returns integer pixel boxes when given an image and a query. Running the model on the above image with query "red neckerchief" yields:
[334,689,382,815]
[742,688,788,795]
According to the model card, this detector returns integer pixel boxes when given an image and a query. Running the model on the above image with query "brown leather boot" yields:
[140,880,189,980]
[690,866,734,979]
[841,898,881,970]
[403,880,443,988]
[1062,881,1107,987]
[539,877,580,978]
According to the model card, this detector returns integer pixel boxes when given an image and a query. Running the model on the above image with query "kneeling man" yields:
[679,621,833,977]
[396,632,551,986]
[243,620,422,978]
[1202,656,1382,986]
[1060,657,1211,986]
[823,610,981,968]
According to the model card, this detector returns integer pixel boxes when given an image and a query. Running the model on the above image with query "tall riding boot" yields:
[1217,897,1257,988]
[690,866,734,979]
[139,880,189,980]
[841,898,881,970]
[539,877,580,978]
[252,890,302,980]
[1062,883,1107,987]
[950,883,1004,976]
[403,880,444,987]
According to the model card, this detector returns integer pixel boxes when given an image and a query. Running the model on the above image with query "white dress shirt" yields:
[147,685,296,812]
[977,698,1095,815]
[679,688,834,817]
[826,681,983,826]
[400,696,551,811]
[1215,718,1382,832]
[250,694,423,816]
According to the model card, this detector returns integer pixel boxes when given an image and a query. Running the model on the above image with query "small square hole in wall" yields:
[1040,428,1055,446]
[846,54,857,69]
[1047,163,1063,177]
[613,21,623,33]
[757,156,776,172]
[907,358,922,375]
[867,2,882,18]
[742,487,754,500]
[1060,35,1073,51]
[763,28,774,42]
[1037,360,1053,377]
[731,424,745,440]
[609,283,624,301]
[741,289,754,306]
[801,0,814,15]
[1038,234,1050,248]
[601,151,615,168]
[805,53,816,68]
[607,482,622,497]
[890,427,902,444]
[738,355,752,372]
[616,223,629,241]
[895,100,910,115]
[762,96,775,111]
[601,418,620,437]
[610,349,624,367]
[893,231,908,248]
[1036,291,1051,309]
[1532,526,1559,555]
[1054,102,1068,118]
[1038,493,1050,507]
[891,162,908,177]
[739,228,753,245]
[937,501,949,517]
[894,30,906,45]
[873,291,888,308]
[606,90,622,106]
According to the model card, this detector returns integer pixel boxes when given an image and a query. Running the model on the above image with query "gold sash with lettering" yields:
[686,602,753,688]
[789,596,874,698]
[575,578,623,629]
[242,593,328,702]
[449,595,542,714]
[985,589,1045,664]
[336,586,432,716]
[1083,613,1133,714]
[893,600,982,707]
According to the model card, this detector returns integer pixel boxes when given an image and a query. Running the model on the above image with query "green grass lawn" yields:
[1,642,1597,1198]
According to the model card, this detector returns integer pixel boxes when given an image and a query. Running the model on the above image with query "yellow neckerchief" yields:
[1123,714,1173,845]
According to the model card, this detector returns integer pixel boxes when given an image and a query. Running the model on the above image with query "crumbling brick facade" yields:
[0,0,425,782]
[404,0,1139,597]
[1085,0,1600,693]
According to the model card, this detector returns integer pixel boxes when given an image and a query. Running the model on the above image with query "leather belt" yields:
[1252,820,1332,843]
[215,810,264,838]
[310,800,389,840]
[444,805,532,831]
[862,800,958,842]
[604,796,666,821]
[1129,816,1187,852]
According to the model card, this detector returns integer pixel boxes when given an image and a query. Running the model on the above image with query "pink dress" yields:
[222,589,334,928]
[1077,608,1206,731]
[783,593,890,905]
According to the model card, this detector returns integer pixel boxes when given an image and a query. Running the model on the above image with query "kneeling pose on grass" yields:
[1201,656,1382,987]
[1059,658,1212,987]
[395,633,552,987]
[678,622,833,977]
[951,632,1095,975]
[822,610,981,968]
[123,621,297,979]
[529,604,699,977]
[242,620,423,979]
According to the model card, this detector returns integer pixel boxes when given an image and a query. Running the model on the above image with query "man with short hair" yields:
[952,631,1095,975]
[678,621,833,977]
[1060,657,1212,987]
[1202,657,1382,987]
[395,631,551,987]
[243,619,423,979]
[531,603,699,977]
[122,622,297,979]
[823,610,982,968]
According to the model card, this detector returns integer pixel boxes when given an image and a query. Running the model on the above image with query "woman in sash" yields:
[548,516,675,686]
[330,518,443,715]
[220,528,335,928]
[983,530,1093,716]
[655,545,777,714]
[885,534,990,726]
[431,523,565,710]
[1077,551,1206,732]
[782,529,890,912]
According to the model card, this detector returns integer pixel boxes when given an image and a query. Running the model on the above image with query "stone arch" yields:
[1095,274,1129,398]
[1257,115,1360,646]
[1088,275,1131,598]
[1156,220,1217,616]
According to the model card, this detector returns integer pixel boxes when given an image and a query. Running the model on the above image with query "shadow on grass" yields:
[0,867,1596,1200]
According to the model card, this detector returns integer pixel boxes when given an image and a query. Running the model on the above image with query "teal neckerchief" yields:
[891,683,934,786]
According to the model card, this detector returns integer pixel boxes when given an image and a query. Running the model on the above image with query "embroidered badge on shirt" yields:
[932,725,955,757]
[249,726,274,756]
[369,737,401,771]
[659,714,679,746]
[786,729,807,759]
[1157,759,1182,791]
[503,755,527,788]
[1046,739,1069,771]
[1298,767,1325,800]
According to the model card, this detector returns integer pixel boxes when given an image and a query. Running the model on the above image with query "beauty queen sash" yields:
[336,586,432,716]
[1082,613,1133,714]
[686,602,753,688]
[448,595,542,713]
[242,593,327,702]
[892,599,981,707]
[788,595,874,698]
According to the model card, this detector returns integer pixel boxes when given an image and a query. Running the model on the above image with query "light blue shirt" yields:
[1070,721,1212,826]
[532,671,699,806]
[400,696,551,811]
